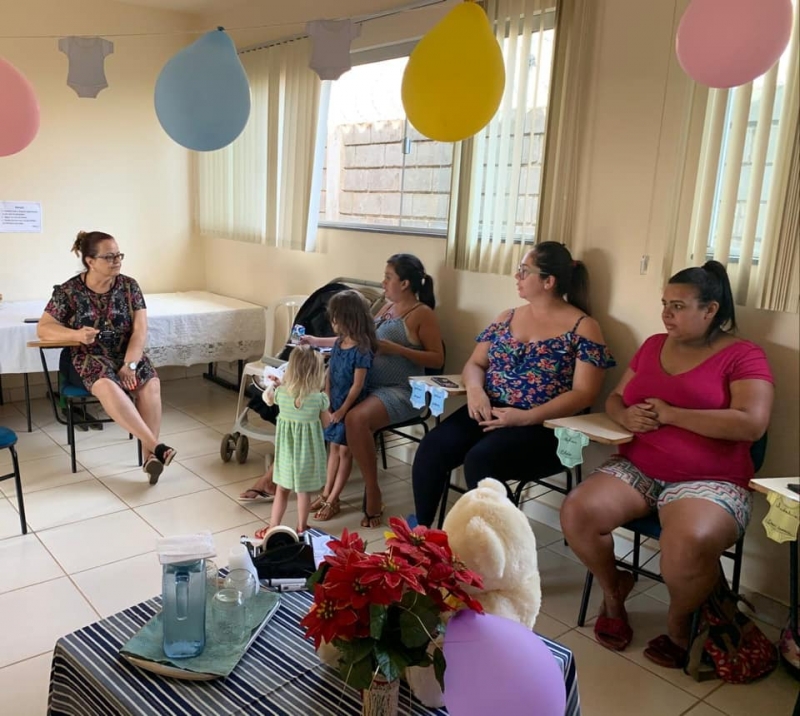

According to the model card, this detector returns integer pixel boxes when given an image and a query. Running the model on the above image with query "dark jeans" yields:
[411,405,563,526]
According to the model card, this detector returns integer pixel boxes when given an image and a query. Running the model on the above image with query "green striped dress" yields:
[272,387,329,493]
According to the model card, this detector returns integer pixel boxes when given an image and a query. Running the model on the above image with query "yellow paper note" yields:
[762,491,800,543]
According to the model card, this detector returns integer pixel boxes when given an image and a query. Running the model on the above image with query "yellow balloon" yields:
[402,2,505,143]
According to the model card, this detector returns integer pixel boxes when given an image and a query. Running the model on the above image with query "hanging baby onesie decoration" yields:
[59,36,114,98]
[306,19,361,80]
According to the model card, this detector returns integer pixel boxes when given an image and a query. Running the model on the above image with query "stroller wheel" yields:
[235,434,249,464]
[220,433,235,463]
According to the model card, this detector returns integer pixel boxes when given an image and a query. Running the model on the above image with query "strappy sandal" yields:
[360,510,384,528]
[309,493,328,512]
[314,500,341,522]
[142,443,177,485]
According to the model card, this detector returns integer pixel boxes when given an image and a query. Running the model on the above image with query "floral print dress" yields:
[477,311,615,408]
[44,273,157,391]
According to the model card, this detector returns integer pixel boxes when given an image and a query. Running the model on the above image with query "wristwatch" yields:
[127,361,138,371]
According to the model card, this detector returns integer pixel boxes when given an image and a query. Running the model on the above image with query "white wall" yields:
[0,0,203,302]
[199,0,800,605]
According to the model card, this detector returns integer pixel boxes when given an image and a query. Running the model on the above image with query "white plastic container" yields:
[228,543,260,585]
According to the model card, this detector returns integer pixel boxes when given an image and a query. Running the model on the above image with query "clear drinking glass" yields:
[223,569,258,604]
[211,588,247,649]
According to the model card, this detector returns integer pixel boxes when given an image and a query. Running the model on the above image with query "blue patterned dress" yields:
[324,341,373,445]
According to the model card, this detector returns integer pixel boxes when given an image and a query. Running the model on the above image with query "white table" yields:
[0,291,266,427]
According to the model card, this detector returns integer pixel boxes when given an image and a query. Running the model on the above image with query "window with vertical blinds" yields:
[194,39,322,251]
[684,3,799,311]
[447,0,558,276]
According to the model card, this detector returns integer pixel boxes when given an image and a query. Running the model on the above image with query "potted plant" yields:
[300,518,483,715]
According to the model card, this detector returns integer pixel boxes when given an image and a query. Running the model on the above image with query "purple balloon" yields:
[443,611,566,716]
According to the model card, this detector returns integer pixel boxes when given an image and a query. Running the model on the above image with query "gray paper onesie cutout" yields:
[59,36,114,98]
[306,20,361,81]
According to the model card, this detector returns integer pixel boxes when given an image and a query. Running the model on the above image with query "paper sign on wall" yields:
[0,201,42,233]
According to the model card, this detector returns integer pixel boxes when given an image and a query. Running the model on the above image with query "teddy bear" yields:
[405,477,541,707]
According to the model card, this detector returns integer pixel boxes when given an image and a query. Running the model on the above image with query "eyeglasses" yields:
[516,263,547,279]
[95,253,125,263]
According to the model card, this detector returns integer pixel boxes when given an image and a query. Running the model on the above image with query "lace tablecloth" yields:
[0,291,265,374]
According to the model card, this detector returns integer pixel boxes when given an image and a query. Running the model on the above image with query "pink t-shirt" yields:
[618,334,773,487]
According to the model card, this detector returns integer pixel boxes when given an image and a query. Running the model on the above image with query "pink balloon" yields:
[676,0,793,88]
[443,611,566,716]
[0,57,40,157]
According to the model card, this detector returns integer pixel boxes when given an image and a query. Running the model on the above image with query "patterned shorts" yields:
[597,456,753,538]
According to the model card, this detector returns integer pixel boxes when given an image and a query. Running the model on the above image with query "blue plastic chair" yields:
[0,427,27,535]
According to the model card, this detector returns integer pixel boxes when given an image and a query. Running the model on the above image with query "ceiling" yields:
[108,0,252,14]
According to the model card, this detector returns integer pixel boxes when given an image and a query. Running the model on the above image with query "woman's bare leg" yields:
[561,473,651,620]
[134,378,162,457]
[91,378,159,455]
[659,499,740,648]
[344,396,390,527]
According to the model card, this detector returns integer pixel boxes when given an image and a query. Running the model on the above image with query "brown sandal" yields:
[309,493,328,512]
[314,500,341,521]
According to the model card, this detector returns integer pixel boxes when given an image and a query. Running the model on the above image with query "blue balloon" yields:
[443,611,567,716]
[155,28,251,152]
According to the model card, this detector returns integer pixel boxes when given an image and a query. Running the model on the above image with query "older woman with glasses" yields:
[411,241,616,526]
[37,230,174,484]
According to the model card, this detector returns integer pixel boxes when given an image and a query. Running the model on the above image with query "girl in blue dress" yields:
[311,290,377,521]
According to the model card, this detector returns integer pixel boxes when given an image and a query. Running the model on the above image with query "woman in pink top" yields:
[561,261,773,668]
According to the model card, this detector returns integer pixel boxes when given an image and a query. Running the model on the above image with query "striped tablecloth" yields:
[48,591,581,715]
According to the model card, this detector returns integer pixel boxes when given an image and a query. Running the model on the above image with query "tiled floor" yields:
[0,377,797,715]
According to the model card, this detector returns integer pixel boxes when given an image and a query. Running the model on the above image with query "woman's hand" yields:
[466,386,492,423]
[75,326,100,345]
[480,407,529,431]
[117,365,138,392]
[619,402,660,433]
[644,398,675,426]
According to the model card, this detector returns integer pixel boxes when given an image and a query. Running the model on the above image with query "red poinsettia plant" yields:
[300,517,484,690]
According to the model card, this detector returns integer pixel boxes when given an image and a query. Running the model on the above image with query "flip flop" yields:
[594,614,633,651]
[643,634,688,669]
[238,489,275,503]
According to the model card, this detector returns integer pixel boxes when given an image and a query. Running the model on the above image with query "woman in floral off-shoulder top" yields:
[412,241,616,526]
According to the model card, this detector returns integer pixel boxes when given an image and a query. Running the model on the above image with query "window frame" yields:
[316,41,453,239]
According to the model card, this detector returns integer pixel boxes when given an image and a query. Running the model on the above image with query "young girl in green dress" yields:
[255,346,330,537]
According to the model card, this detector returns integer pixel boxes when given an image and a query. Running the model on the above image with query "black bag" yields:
[252,542,316,582]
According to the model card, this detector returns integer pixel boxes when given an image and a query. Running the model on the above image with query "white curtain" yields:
[681,4,799,310]
[195,39,322,251]
[448,0,558,275]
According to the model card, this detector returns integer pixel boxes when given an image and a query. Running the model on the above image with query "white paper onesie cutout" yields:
[59,36,114,98]
[306,19,361,81]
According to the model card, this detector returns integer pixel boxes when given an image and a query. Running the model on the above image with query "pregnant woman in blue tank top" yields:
[239,254,444,529]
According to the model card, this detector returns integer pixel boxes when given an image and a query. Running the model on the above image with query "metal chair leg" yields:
[577,571,594,627]
[67,403,77,473]
[632,532,641,583]
[731,536,744,593]
[10,445,27,535]
[436,476,451,529]
[137,440,143,467]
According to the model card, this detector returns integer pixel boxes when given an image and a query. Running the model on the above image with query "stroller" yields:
[219,278,384,464]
